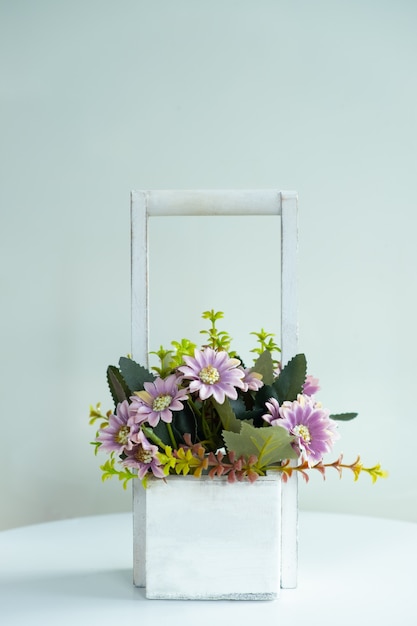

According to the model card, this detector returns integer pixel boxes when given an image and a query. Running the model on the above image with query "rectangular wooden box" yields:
[134,474,281,600]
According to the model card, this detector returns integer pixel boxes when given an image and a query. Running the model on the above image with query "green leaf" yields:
[273,353,307,403]
[90,441,101,456]
[252,350,275,385]
[228,395,248,418]
[330,412,358,421]
[118,356,155,392]
[253,384,279,408]
[151,421,172,447]
[212,398,242,433]
[107,365,131,407]
[222,422,298,466]
[171,403,199,443]
[227,386,277,426]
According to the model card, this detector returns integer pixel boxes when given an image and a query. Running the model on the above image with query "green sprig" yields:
[200,310,233,351]
[88,403,109,426]
[99,457,136,489]
[250,328,281,361]
[150,346,175,377]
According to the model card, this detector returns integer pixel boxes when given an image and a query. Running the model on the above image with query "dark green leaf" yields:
[172,403,199,444]
[118,356,154,392]
[107,365,131,407]
[152,421,172,446]
[230,384,278,426]
[253,384,279,408]
[237,408,265,426]
[227,396,248,419]
[273,353,307,403]
[330,412,358,421]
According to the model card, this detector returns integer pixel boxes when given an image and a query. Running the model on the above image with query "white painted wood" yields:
[281,192,298,366]
[280,191,299,589]
[130,191,150,367]
[131,189,299,592]
[143,189,282,216]
[145,474,281,600]
[131,191,149,588]
[132,479,146,587]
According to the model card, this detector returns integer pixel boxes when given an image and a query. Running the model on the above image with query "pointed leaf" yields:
[107,365,131,407]
[172,403,199,443]
[330,412,358,421]
[118,356,155,392]
[253,384,279,408]
[212,398,242,433]
[252,350,275,385]
[223,422,298,466]
[228,385,277,426]
[238,408,266,425]
[274,354,307,403]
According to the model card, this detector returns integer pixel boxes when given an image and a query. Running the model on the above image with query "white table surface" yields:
[0,511,416,625]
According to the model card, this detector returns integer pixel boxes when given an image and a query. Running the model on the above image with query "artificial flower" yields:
[261,397,282,426]
[96,400,137,454]
[178,347,245,403]
[302,375,320,397]
[241,367,264,392]
[277,395,340,464]
[123,430,166,479]
[129,374,188,427]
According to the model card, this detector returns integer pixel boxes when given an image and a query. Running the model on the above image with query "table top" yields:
[0,511,416,625]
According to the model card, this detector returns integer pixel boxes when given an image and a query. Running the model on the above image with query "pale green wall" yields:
[1,0,416,529]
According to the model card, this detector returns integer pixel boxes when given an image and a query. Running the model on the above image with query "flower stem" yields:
[166,422,177,449]
[141,426,166,450]
[200,402,212,441]
[187,397,202,418]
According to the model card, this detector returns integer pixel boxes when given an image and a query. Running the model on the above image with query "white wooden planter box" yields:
[131,189,299,595]
[133,474,282,600]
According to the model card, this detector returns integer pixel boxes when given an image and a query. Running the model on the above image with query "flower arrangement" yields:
[90,310,387,488]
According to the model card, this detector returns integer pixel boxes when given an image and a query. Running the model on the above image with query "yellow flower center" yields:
[136,445,153,464]
[293,424,311,442]
[152,394,172,412]
[199,365,220,385]
[116,425,130,445]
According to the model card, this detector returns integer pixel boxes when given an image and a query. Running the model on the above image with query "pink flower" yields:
[262,395,339,464]
[261,397,282,426]
[278,395,339,464]
[303,375,320,397]
[123,430,165,479]
[96,400,137,454]
[241,367,264,392]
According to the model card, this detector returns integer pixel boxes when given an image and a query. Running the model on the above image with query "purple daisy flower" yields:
[178,347,245,404]
[123,430,166,479]
[241,367,264,392]
[302,375,321,397]
[278,395,339,464]
[128,374,188,428]
[261,397,282,426]
[96,400,137,454]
